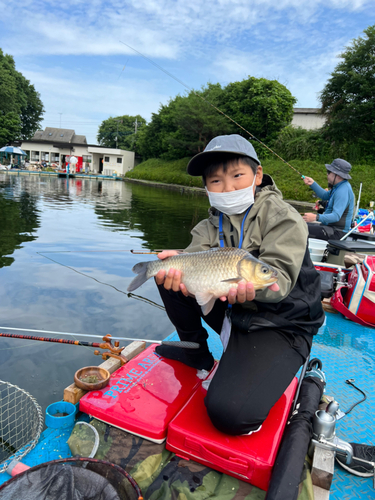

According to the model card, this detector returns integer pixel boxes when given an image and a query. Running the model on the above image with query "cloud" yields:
[2,0,372,58]
[2,0,373,142]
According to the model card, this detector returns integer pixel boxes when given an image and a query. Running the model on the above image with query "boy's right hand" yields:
[155,250,189,296]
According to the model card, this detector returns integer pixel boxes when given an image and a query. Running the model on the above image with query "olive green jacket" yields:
[185,175,308,305]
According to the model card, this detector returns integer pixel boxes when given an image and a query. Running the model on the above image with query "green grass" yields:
[126,158,375,207]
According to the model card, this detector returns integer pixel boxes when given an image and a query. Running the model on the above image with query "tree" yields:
[0,49,44,146]
[97,115,146,152]
[137,77,296,161]
[168,84,235,158]
[320,24,375,142]
[219,77,296,143]
[138,84,236,161]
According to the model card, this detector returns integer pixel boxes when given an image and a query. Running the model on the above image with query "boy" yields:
[155,134,324,436]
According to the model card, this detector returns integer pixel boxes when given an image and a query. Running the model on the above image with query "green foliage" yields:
[126,158,203,188]
[320,24,375,143]
[219,77,296,143]
[127,157,375,207]
[272,125,375,164]
[97,114,146,152]
[0,49,44,146]
[137,77,296,161]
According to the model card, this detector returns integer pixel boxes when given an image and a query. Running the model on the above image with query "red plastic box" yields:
[166,377,298,490]
[79,344,204,443]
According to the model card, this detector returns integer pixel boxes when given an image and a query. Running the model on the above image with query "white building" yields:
[292,108,326,130]
[17,128,135,175]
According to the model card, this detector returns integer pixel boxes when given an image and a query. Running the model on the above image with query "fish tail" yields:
[127,261,150,292]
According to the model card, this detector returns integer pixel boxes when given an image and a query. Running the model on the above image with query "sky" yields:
[1,0,374,145]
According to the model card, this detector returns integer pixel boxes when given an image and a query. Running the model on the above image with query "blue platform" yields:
[1,311,374,498]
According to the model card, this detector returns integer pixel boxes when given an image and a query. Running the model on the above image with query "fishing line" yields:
[119,40,305,178]
[37,249,162,254]
[37,252,165,311]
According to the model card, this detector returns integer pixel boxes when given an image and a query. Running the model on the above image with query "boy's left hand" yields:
[220,282,280,304]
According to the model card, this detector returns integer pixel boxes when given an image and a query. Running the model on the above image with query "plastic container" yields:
[45,401,76,429]
[166,378,298,491]
[79,344,207,443]
[309,238,327,262]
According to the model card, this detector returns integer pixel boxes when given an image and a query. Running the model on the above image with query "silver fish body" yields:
[127,247,278,315]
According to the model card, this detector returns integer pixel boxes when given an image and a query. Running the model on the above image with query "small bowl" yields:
[74,366,110,391]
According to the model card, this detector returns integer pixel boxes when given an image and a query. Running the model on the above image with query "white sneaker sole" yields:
[336,458,374,478]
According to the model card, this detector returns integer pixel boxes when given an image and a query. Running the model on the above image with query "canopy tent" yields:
[0,146,27,156]
[0,146,27,167]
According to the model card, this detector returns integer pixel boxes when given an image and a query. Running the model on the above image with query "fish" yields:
[127,247,278,315]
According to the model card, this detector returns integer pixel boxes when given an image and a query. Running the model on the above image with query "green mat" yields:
[68,419,314,500]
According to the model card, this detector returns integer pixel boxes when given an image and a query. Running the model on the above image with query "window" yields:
[117,157,122,164]
[60,134,64,137]
[104,156,110,162]
[48,133,52,136]
[82,155,92,163]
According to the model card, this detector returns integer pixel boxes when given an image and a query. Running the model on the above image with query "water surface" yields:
[0,173,210,413]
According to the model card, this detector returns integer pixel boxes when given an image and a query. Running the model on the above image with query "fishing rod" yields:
[0,332,112,348]
[119,40,305,179]
[0,328,200,349]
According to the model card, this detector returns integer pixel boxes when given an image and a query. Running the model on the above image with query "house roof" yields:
[30,128,87,144]
[293,108,322,114]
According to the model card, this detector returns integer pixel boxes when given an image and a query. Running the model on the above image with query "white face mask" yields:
[205,176,257,216]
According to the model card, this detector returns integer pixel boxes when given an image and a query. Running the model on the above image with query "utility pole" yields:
[133,118,138,133]
[115,119,122,149]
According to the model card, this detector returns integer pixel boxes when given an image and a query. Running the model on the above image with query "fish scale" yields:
[128,247,278,315]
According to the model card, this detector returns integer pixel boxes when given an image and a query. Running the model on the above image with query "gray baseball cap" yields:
[325,158,352,180]
[187,134,260,176]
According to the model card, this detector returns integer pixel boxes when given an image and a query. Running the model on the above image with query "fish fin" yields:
[127,261,150,292]
[220,277,242,283]
[195,292,216,316]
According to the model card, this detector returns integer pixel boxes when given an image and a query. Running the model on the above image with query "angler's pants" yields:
[307,222,345,241]
[158,285,312,436]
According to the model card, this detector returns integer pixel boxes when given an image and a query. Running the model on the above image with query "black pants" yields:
[307,222,345,241]
[158,285,311,435]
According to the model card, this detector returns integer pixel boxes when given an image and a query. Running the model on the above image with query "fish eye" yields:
[260,266,269,274]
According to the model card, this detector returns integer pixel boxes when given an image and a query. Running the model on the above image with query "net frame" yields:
[0,380,44,472]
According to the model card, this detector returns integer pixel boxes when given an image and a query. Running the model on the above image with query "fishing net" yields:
[0,458,143,500]
[0,380,44,473]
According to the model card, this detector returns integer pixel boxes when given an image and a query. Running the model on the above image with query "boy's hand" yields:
[303,176,314,186]
[155,250,189,296]
[220,282,280,304]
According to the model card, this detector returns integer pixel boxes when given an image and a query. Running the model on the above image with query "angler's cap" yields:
[325,158,352,180]
[187,134,260,176]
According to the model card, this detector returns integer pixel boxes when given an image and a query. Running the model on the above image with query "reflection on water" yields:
[0,174,210,413]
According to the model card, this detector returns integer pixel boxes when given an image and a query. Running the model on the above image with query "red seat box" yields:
[79,344,205,443]
[166,377,298,490]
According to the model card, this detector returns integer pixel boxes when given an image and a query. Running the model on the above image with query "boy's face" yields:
[205,159,263,193]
